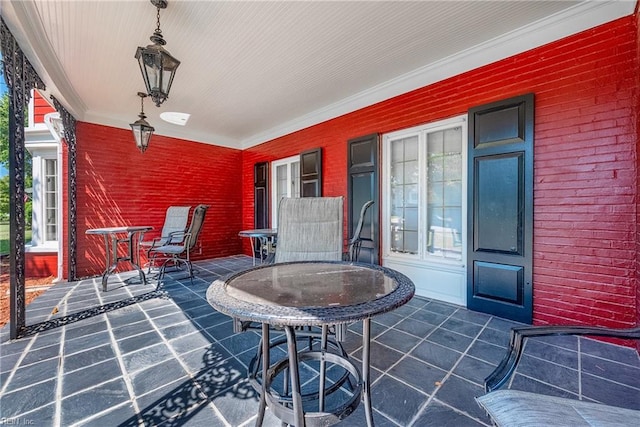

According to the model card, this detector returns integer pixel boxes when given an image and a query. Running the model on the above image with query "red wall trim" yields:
[32,90,55,124]
[25,252,57,278]
[635,6,640,352]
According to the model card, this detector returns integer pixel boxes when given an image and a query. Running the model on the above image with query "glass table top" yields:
[225,262,398,308]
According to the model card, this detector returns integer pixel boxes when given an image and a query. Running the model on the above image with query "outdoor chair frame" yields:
[148,204,209,281]
[241,197,353,402]
[477,325,640,426]
[344,200,374,262]
[140,205,191,270]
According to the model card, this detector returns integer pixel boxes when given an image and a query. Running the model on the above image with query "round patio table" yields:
[206,261,415,426]
[86,226,152,292]
[238,228,277,265]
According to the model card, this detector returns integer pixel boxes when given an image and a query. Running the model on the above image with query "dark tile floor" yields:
[1,255,639,426]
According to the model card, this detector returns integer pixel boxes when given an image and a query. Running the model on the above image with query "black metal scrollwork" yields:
[1,18,46,339]
[50,96,78,281]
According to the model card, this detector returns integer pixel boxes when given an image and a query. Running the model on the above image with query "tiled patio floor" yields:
[1,255,639,426]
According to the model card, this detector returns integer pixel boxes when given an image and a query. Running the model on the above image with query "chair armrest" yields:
[139,232,158,242]
[485,325,640,392]
[166,230,186,244]
[140,235,164,248]
[182,231,194,248]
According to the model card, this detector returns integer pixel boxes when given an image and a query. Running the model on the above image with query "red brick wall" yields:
[25,252,56,278]
[73,122,243,278]
[242,16,638,328]
[32,90,55,124]
[635,3,640,349]
[533,19,637,327]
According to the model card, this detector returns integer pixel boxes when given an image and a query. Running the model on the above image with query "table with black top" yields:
[206,261,415,426]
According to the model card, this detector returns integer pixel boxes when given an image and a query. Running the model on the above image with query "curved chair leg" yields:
[345,200,374,262]
[484,325,640,392]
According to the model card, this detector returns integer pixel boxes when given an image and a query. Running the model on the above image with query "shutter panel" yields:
[467,93,534,324]
[347,134,379,264]
[300,148,322,197]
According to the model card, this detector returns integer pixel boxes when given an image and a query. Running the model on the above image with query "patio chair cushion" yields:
[147,204,209,281]
[274,197,343,263]
[150,244,185,255]
[140,205,191,247]
[476,390,640,427]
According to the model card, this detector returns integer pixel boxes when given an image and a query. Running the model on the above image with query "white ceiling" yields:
[1,0,635,149]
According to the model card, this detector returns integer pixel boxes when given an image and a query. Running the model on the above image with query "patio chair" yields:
[344,200,374,262]
[476,325,640,426]
[272,196,352,342]
[274,196,343,263]
[140,205,191,267]
[245,197,349,388]
[148,204,209,281]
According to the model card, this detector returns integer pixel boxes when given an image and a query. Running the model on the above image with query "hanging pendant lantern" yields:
[135,0,180,107]
[130,92,154,153]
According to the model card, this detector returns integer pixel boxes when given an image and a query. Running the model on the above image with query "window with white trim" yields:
[384,116,466,263]
[44,159,58,242]
[271,155,300,228]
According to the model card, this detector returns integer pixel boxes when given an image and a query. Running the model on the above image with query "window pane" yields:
[444,181,462,205]
[405,183,418,207]
[46,189,56,208]
[272,156,303,226]
[276,165,288,200]
[428,160,443,183]
[443,208,463,259]
[444,155,461,182]
[44,159,57,242]
[404,231,419,253]
[292,161,300,198]
[391,224,403,251]
[425,127,462,261]
[389,136,419,255]
[427,131,443,154]
[405,138,418,160]
[443,128,460,153]
[427,131,444,182]
[404,207,418,230]
[391,140,404,162]
[391,186,404,209]
[390,162,401,185]
[404,160,418,184]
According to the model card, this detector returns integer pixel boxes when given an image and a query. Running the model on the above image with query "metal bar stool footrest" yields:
[248,333,353,403]
[264,351,362,427]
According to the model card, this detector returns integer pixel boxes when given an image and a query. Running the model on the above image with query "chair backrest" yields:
[162,206,191,243]
[346,200,374,262]
[274,197,343,263]
[348,200,374,246]
[186,204,209,250]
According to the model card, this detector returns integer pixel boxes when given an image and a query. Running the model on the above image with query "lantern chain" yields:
[156,7,162,35]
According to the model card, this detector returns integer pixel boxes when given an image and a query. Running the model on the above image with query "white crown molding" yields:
[3,0,86,119]
[240,0,636,149]
[4,0,635,151]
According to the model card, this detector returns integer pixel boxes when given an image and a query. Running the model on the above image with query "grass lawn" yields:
[0,222,31,255]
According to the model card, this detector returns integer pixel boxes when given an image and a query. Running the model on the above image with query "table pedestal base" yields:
[86,227,151,292]
[248,333,352,403]
[265,350,361,426]
[255,322,374,427]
